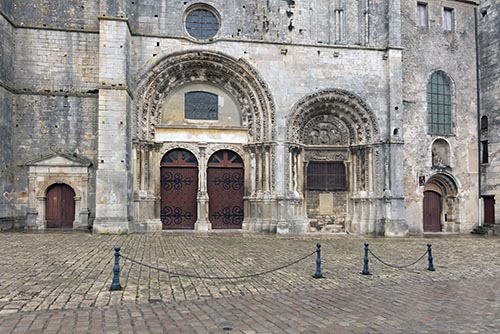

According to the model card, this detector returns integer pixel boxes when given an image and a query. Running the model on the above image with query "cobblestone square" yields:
[0,231,499,333]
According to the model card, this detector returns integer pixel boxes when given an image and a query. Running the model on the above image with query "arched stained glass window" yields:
[427,72,452,135]
[185,91,218,120]
[185,8,219,40]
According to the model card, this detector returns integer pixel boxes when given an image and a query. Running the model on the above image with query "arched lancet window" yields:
[427,71,452,135]
[185,91,218,120]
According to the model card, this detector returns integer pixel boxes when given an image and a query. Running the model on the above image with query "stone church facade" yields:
[0,0,496,235]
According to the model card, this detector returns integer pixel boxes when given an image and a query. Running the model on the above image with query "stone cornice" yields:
[0,80,98,97]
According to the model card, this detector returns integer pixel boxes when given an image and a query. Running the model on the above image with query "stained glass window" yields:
[427,72,452,135]
[185,91,218,120]
[186,9,219,40]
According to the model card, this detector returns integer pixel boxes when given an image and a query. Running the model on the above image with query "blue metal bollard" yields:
[361,242,372,275]
[312,243,325,278]
[110,245,122,291]
[427,243,435,271]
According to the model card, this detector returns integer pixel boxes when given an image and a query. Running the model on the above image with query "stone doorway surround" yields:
[423,172,460,232]
[25,153,92,230]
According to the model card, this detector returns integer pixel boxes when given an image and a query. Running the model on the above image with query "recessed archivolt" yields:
[287,89,379,145]
[427,172,459,197]
[157,143,200,166]
[205,144,245,161]
[134,51,276,143]
[37,180,80,198]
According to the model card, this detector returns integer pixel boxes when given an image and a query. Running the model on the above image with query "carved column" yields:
[264,145,271,195]
[195,144,211,231]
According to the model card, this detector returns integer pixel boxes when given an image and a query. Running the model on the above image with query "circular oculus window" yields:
[185,8,219,40]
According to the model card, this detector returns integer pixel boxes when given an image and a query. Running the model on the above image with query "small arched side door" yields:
[423,190,442,232]
[46,184,75,228]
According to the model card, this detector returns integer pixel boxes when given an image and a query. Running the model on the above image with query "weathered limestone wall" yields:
[10,0,99,31]
[127,0,389,47]
[12,96,99,221]
[402,0,479,232]
[14,29,99,92]
[0,8,16,229]
[0,0,13,21]
[132,39,391,140]
[479,0,500,224]
[9,26,100,227]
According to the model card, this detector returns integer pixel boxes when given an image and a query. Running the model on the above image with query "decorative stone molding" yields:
[134,50,276,143]
[287,88,379,145]
[205,144,245,163]
[25,153,92,230]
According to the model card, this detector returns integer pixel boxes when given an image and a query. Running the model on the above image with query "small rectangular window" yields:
[443,7,454,32]
[482,141,489,164]
[307,161,346,191]
[417,3,428,28]
[185,91,218,120]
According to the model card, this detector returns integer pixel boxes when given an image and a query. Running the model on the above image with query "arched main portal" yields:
[46,183,75,228]
[132,51,278,232]
[286,89,381,234]
[160,149,199,230]
[207,150,244,229]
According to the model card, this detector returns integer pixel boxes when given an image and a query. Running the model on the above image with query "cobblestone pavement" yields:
[0,231,499,333]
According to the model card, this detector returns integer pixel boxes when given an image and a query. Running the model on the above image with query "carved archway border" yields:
[134,51,276,143]
[36,180,81,199]
[156,143,200,167]
[205,144,245,165]
[287,89,380,145]
[426,172,460,197]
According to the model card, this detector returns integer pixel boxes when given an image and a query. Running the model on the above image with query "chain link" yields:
[119,251,316,280]
[368,249,428,269]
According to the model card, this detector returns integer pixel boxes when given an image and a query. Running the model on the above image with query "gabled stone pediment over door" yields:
[26,153,92,168]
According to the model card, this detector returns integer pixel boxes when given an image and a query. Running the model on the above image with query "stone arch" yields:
[424,172,460,232]
[37,179,81,199]
[205,144,245,166]
[156,143,200,167]
[427,70,456,94]
[286,89,380,234]
[425,172,459,196]
[134,50,276,142]
[287,89,380,145]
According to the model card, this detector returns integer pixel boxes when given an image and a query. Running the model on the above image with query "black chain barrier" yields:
[368,248,428,269]
[110,245,319,290]
[361,243,436,276]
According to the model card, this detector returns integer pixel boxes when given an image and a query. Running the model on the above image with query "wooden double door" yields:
[46,184,75,228]
[160,149,244,230]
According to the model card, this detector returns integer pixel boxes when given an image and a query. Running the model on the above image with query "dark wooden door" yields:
[46,184,75,228]
[484,196,495,225]
[160,149,198,230]
[208,150,244,229]
[423,191,441,232]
